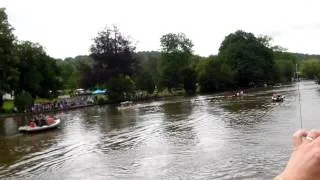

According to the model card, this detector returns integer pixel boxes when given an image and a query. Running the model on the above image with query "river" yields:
[0,81,319,179]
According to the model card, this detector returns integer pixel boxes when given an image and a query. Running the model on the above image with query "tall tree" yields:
[57,55,94,89]
[16,41,62,98]
[136,51,161,86]
[0,8,19,106]
[89,25,137,86]
[159,33,193,92]
[15,41,44,97]
[197,57,234,93]
[274,52,297,82]
[218,30,275,87]
[82,25,137,101]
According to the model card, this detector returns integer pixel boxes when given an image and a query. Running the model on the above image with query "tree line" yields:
[0,8,302,109]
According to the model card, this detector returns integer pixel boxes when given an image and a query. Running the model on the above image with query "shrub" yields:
[97,95,108,105]
[105,75,135,102]
[14,92,34,112]
[2,101,14,113]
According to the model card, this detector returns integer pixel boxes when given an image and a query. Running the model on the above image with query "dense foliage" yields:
[85,25,137,86]
[57,55,93,89]
[301,60,320,80]
[79,26,138,101]
[197,57,233,93]
[0,9,63,109]
[274,52,297,82]
[218,31,275,87]
[0,8,19,106]
[182,68,197,95]
[15,41,62,98]
[158,33,193,92]
[14,91,34,112]
[135,70,155,94]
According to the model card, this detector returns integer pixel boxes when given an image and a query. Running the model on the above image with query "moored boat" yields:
[19,118,61,132]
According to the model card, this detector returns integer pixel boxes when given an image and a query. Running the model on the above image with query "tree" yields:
[38,56,62,98]
[105,75,135,102]
[159,33,193,92]
[89,25,137,85]
[56,55,94,89]
[15,41,62,98]
[14,91,34,112]
[274,52,297,82]
[197,57,234,93]
[135,70,155,94]
[83,25,137,101]
[0,8,19,106]
[218,30,275,87]
[136,51,161,86]
[58,61,77,89]
[301,60,320,79]
[258,35,287,52]
[182,68,197,94]
[79,61,94,88]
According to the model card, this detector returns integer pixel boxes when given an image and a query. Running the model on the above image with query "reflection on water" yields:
[0,81,319,179]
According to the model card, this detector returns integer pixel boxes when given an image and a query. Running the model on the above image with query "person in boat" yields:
[28,119,36,128]
[274,129,320,180]
[34,115,41,126]
[46,116,55,125]
[39,114,47,126]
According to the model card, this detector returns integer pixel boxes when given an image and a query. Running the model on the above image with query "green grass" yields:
[2,100,14,113]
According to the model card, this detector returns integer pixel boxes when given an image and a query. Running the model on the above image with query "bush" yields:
[2,101,14,113]
[96,95,108,105]
[105,75,135,102]
[14,92,34,112]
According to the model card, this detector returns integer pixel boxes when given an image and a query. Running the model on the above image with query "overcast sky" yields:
[1,0,320,59]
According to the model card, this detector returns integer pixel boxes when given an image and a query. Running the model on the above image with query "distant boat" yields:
[117,101,133,110]
[19,118,61,133]
[272,94,284,102]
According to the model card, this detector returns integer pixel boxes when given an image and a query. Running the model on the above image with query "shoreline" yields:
[0,82,295,118]
[0,104,96,118]
[0,93,187,118]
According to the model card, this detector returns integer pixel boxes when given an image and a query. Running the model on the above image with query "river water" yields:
[0,81,319,179]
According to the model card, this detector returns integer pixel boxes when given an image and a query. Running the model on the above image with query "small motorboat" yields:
[19,118,61,133]
[272,94,285,102]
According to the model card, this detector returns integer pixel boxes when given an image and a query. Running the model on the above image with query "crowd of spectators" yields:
[28,95,95,113]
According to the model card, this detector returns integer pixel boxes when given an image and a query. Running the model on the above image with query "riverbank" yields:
[0,91,186,118]
[0,104,96,118]
[0,83,293,118]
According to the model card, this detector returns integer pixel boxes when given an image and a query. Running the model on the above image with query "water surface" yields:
[0,81,318,179]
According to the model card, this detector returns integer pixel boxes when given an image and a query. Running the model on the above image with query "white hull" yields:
[19,119,61,132]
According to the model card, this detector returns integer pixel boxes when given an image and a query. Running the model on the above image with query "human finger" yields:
[292,129,308,149]
[304,129,320,143]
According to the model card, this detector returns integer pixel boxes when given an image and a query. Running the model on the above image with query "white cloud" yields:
[1,0,320,58]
